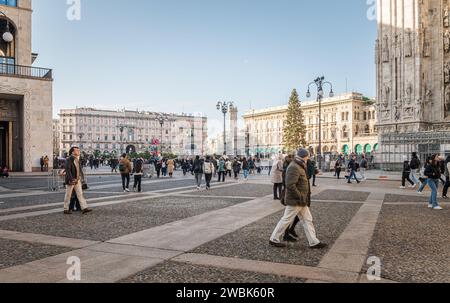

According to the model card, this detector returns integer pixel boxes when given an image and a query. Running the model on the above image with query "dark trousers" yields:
[218,171,226,182]
[443,176,450,197]
[121,173,130,190]
[402,172,415,187]
[273,183,282,199]
[347,170,360,183]
[268,166,272,176]
[227,170,232,177]
[310,175,316,186]
[336,168,342,179]
[69,191,81,211]
[205,173,213,189]
[156,168,161,178]
[234,171,239,179]
[133,175,142,192]
[285,216,300,239]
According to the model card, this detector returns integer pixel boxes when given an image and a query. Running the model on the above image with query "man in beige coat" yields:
[269,149,327,249]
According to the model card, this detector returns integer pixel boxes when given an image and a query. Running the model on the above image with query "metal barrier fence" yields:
[378,131,450,171]
[48,169,65,192]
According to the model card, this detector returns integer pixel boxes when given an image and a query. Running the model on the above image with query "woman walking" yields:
[334,158,342,180]
[217,157,226,182]
[167,158,175,178]
[232,158,241,180]
[424,155,443,210]
[242,158,250,181]
[442,155,450,199]
[271,155,284,200]
[193,156,204,190]
[226,159,232,178]
[203,156,215,190]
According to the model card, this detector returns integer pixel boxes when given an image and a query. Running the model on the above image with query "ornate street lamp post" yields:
[216,101,234,156]
[78,132,85,149]
[306,76,334,170]
[155,114,169,154]
[117,124,126,155]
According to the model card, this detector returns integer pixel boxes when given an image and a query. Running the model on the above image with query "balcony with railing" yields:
[0,63,53,80]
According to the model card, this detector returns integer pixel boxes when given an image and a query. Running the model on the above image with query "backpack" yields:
[361,159,367,169]
[194,160,203,173]
[410,158,420,170]
[439,161,446,174]
[135,160,143,173]
[119,162,126,173]
[204,162,213,174]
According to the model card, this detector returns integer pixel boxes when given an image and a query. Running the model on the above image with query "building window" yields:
[0,0,18,7]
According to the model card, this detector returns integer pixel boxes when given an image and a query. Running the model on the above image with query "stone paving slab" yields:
[363,204,450,283]
[384,193,448,203]
[120,260,306,283]
[0,192,127,210]
[1,232,99,249]
[108,196,282,252]
[0,196,250,242]
[183,183,273,198]
[171,254,358,283]
[85,243,183,260]
[0,238,73,271]
[312,190,370,202]
[0,248,164,283]
[192,202,362,268]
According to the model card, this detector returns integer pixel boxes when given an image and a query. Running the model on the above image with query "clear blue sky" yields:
[32,0,377,136]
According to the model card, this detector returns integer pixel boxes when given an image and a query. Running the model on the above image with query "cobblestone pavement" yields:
[0,239,72,270]
[120,261,305,283]
[0,196,250,241]
[364,204,450,283]
[0,176,448,283]
[191,203,362,267]
[312,190,370,202]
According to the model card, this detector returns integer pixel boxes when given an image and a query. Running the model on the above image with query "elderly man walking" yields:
[269,149,327,249]
[63,146,92,215]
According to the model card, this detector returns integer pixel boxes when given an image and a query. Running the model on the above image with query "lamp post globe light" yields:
[306,76,334,170]
[216,101,234,156]
[0,11,13,43]
[155,114,169,154]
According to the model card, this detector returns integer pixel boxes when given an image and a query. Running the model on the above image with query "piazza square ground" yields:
[0,169,448,284]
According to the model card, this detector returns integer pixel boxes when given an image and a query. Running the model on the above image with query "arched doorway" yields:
[374,143,379,152]
[126,145,136,154]
[355,144,363,155]
[364,144,372,154]
[342,145,349,155]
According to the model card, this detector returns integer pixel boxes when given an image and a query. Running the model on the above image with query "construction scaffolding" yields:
[378,131,450,171]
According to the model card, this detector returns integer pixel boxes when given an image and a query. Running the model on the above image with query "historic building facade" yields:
[376,0,450,167]
[242,93,379,158]
[58,108,208,157]
[0,0,53,172]
[52,119,60,157]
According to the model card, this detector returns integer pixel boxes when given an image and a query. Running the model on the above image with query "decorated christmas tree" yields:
[282,89,307,153]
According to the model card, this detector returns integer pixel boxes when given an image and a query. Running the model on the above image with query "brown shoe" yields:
[82,208,93,215]
[64,210,72,215]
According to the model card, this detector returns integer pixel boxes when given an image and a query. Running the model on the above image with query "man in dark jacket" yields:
[307,159,318,187]
[63,146,92,215]
[347,155,361,184]
[269,149,327,249]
